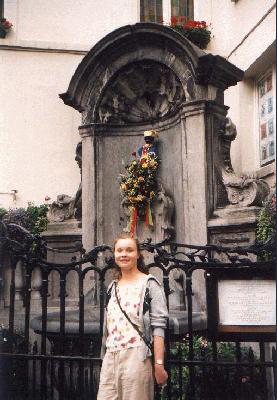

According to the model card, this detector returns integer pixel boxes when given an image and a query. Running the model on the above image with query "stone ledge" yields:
[208,206,260,228]
[42,220,82,239]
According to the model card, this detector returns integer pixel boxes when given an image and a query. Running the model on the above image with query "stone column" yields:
[179,99,229,312]
[79,125,97,253]
[79,124,99,300]
[180,100,210,246]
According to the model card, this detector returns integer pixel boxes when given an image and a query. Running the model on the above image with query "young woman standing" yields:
[97,233,168,400]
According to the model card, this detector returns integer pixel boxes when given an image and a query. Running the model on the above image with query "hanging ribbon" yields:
[145,203,153,227]
[128,206,137,237]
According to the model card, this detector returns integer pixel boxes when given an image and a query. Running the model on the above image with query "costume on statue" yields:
[137,130,158,158]
[138,143,158,158]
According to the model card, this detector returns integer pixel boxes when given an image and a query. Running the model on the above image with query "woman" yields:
[97,233,168,400]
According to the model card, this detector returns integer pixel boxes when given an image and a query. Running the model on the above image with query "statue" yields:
[137,129,158,158]
[119,130,160,236]
[47,142,82,223]
[119,129,176,241]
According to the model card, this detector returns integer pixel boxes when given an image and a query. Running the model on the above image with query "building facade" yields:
[0,0,275,210]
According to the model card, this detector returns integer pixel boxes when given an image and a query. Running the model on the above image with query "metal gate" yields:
[0,222,275,399]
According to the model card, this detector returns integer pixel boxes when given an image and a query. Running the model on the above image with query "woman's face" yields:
[114,238,139,272]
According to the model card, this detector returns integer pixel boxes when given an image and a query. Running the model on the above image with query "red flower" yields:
[184,19,195,28]
[171,16,177,26]
[132,151,136,157]
[179,16,187,23]
[0,18,12,29]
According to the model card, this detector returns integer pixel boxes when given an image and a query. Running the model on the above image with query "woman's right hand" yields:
[154,364,168,385]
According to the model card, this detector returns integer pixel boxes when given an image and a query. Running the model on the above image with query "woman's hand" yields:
[154,364,168,385]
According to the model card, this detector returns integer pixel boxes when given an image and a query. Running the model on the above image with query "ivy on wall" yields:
[0,203,48,234]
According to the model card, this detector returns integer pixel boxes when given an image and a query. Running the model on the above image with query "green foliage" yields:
[1,202,48,234]
[256,192,276,242]
[162,336,262,400]
[256,191,276,260]
[171,25,211,49]
[0,207,7,218]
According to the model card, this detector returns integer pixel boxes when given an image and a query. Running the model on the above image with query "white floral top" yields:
[106,277,147,352]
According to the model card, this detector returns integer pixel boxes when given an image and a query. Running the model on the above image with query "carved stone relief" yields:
[95,61,187,125]
[47,142,82,223]
[216,117,270,207]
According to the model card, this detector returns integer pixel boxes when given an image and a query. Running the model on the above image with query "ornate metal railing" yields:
[0,221,275,400]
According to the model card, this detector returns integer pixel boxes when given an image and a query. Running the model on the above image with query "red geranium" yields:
[0,18,13,30]
[171,16,178,26]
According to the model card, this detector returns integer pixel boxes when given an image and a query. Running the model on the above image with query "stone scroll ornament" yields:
[119,130,159,237]
[217,118,269,206]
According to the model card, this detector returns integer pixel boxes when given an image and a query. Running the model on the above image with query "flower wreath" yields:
[119,150,160,236]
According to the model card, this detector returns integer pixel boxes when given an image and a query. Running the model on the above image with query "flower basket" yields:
[0,18,13,38]
[169,18,211,49]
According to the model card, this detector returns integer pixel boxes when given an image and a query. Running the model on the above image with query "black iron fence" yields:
[0,222,275,400]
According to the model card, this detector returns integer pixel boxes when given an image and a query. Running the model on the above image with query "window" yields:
[140,0,194,24]
[0,0,4,19]
[171,0,194,20]
[140,0,163,23]
[257,66,275,166]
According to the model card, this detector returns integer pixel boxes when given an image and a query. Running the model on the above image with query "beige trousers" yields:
[97,347,154,400]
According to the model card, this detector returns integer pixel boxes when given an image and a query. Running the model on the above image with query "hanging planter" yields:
[168,17,211,49]
[0,18,13,38]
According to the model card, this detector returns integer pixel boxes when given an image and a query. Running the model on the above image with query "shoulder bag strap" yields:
[114,282,152,351]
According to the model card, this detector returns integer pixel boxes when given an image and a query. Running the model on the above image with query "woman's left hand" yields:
[154,364,168,385]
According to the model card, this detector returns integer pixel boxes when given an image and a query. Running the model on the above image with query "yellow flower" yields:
[142,163,148,169]
[149,160,157,168]
[138,177,145,182]
[120,183,127,191]
[150,191,155,198]
[137,195,145,202]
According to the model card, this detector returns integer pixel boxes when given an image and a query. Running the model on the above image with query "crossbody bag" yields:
[114,282,152,352]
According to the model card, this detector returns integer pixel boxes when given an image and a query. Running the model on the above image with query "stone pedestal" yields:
[208,206,260,250]
[42,220,82,307]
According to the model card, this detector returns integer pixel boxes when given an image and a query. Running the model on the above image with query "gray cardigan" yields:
[100,274,168,360]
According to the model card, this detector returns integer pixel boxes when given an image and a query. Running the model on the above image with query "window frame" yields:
[255,64,276,168]
[0,0,4,19]
[139,0,194,24]
[171,0,194,21]
[140,0,163,23]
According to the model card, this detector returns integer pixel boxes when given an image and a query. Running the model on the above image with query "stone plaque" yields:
[218,279,276,326]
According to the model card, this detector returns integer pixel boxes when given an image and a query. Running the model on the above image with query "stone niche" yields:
[60,23,268,316]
